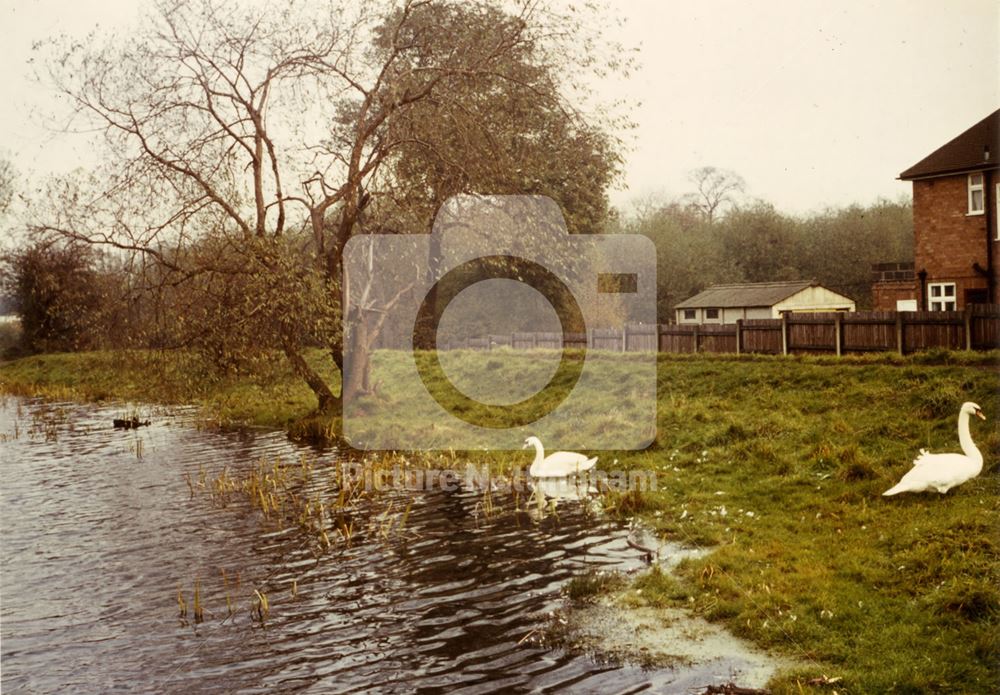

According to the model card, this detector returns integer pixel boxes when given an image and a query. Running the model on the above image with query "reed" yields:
[253,589,269,623]
[192,578,204,623]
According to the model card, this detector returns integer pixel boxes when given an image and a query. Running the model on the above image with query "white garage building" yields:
[675,280,856,324]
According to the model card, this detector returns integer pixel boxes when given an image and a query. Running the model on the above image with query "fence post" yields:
[780,313,788,355]
[531,333,538,349]
[834,313,843,357]
[692,324,700,353]
[964,305,973,350]
[622,324,628,352]
[735,319,742,355]
[895,313,904,355]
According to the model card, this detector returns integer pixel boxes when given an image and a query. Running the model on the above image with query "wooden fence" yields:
[437,305,1000,355]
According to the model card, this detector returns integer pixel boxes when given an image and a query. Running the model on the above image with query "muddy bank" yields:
[548,594,791,691]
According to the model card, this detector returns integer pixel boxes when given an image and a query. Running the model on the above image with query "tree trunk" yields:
[282,342,340,413]
[341,308,370,399]
[412,228,442,350]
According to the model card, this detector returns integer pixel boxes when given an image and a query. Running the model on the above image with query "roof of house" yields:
[675,280,820,309]
[899,109,1000,180]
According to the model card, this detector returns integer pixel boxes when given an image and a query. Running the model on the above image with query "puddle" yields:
[550,598,789,691]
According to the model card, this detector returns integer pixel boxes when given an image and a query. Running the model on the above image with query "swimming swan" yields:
[524,436,598,478]
[883,402,986,496]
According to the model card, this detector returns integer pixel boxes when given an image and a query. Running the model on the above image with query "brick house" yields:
[873,109,999,310]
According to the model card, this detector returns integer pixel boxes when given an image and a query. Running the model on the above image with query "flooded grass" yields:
[175,572,275,629]
[564,570,629,603]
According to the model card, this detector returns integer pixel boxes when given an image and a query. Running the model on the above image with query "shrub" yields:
[2,241,115,354]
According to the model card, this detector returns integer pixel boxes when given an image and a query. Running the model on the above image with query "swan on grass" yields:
[523,436,597,478]
[883,402,986,496]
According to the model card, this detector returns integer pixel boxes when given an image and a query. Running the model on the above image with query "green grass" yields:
[0,349,340,430]
[1,348,998,692]
[621,354,1000,693]
[345,348,655,449]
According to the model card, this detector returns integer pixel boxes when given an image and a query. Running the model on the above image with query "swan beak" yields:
[975,409,986,421]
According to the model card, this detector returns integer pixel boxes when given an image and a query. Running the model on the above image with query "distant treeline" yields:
[621,197,913,320]
[1,196,912,362]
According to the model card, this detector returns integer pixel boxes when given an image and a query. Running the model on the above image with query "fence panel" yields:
[511,332,536,350]
[970,304,1000,350]
[741,319,782,354]
[591,328,623,351]
[842,312,896,352]
[903,311,964,352]
[787,314,837,352]
[626,324,658,352]
[535,332,563,350]
[487,334,512,349]
[433,305,1000,356]
[658,326,697,353]
[698,324,738,353]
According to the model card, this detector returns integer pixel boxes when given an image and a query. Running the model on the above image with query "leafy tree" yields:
[715,201,800,282]
[30,0,628,418]
[794,199,913,306]
[629,198,738,320]
[3,242,110,353]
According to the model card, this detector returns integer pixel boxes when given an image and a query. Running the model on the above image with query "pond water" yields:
[0,397,768,693]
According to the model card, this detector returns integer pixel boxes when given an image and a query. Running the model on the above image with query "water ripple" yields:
[1,396,714,693]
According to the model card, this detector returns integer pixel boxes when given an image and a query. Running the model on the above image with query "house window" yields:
[968,173,984,214]
[928,282,956,311]
[683,309,696,320]
[705,308,720,320]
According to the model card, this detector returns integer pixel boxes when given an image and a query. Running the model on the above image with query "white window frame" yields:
[928,282,956,311]
[705,308,721,321]
[968,173,984,215]
[682,309,697,321]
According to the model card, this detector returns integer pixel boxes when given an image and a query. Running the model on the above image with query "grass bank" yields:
[1,348,998,692]
[0,349,341,432]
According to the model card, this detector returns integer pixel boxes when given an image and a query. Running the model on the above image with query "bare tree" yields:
[30,0,627,419]
[684,166,745,223]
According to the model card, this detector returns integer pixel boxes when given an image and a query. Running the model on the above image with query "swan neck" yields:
[529,440,544,475]
[957,410,983,464]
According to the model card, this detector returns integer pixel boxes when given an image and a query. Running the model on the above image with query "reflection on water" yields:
[1,397,752,693]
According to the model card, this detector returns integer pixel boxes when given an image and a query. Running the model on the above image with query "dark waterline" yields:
[1,397,745,693]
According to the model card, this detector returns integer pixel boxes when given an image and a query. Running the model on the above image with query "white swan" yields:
[524,436,598,478]
[883,402,986,496]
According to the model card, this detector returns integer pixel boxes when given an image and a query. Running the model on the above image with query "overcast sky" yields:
[1,0,997,216]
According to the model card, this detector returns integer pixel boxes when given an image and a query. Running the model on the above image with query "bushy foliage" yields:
[1,242,118,355]
[143,235,338,375]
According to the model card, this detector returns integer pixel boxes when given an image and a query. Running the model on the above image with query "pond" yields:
[0,396,774,693]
